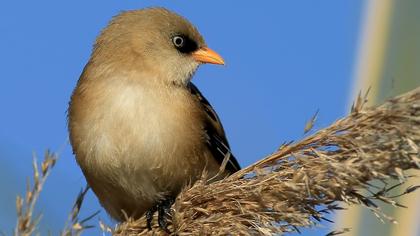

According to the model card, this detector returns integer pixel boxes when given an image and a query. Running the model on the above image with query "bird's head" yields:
[90,7,224,85]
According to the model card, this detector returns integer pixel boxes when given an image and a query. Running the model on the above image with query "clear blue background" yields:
[0,1,364,235]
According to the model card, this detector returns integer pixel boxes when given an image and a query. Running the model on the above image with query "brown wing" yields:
[187,83,241,173]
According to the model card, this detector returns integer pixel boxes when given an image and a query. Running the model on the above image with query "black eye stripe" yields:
[172,34,198,54]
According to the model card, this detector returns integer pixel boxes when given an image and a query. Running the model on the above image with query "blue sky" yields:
[0,1,364,235]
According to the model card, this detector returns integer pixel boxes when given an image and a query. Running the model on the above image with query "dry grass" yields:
[14,151,57,236]
[60,186,100,236]
[113,87,420,235]
[13,152,98,236]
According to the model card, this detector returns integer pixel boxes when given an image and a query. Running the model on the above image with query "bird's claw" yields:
[146,198,175,233]
[146,205,157,230]
[157,198,174,233]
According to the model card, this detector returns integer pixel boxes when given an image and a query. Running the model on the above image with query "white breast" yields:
[81,78,201,164]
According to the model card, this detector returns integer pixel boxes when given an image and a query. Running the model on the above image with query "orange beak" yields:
[192,47,225,65]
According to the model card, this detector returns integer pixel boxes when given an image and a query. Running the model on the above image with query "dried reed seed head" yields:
[16,196,23,216]
[25,191,33,204]
[14,152,59,236]
[114,87,419,235]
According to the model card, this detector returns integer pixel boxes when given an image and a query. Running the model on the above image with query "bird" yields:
[68,7,240,230]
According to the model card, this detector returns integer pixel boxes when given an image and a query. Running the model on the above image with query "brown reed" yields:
[113,87,420,235]
[14,151,56,236]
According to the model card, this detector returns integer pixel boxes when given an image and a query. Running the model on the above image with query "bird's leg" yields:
[146,205,157,230]
[157,197,175,233]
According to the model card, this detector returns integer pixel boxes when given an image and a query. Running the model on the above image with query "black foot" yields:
[146,197,175,233]
[146,205,157,230]
[157,198,175,233]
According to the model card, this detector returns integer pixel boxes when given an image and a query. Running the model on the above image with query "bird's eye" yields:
[172,36,185,48]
